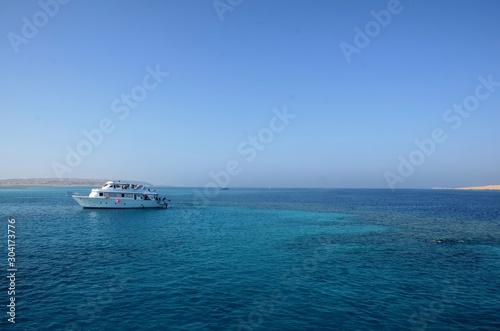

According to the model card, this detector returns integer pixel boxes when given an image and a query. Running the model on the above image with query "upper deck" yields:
[88,181,158,197]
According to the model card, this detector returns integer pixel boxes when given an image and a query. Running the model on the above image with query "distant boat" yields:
[71,181,169,209]
[221,187,229,190]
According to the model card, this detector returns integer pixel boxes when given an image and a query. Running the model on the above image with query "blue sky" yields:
[1,0,499,188]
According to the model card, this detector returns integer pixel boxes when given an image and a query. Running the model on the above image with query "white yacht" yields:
[71,181,168,209]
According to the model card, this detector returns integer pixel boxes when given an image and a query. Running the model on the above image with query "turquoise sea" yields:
[1,187,500,330]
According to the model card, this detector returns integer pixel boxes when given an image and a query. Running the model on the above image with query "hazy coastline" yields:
[1,178,499,190]
[0,178,152,187]
[455,185,500,191]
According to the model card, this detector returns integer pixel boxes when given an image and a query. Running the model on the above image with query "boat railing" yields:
[66,191,87,197]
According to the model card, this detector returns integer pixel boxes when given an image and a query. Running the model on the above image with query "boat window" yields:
[99,193,103,196]
[122,194,125,197]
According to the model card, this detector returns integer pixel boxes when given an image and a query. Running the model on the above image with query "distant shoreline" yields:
[1,178,499,190]
[454,185,500,191]
[0,178,152,187]
[433,185,500,191]
[0,184,97,187]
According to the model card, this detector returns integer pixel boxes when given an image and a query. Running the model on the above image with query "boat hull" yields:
[72,196,167,209]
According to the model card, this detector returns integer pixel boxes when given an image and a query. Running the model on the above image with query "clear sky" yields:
[1,0,499,188]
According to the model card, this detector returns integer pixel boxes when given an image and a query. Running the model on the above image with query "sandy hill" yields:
[455,185,500,191]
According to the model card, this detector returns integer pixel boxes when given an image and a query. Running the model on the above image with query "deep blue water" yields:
[1,187,500,330]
